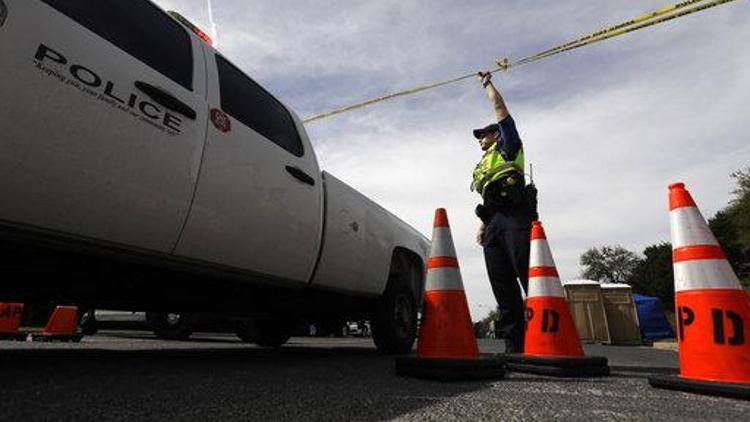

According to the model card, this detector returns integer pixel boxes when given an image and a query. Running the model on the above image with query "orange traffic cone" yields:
[32,306,83,342]
[395,208,505,380]
[649,183,750,399]
[506,221,609,377]
[0,303,26,340]
[416,208,478,359]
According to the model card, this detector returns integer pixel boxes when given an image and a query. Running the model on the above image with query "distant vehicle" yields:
[346,321,371,337]
[78,310,146,335]
[79,309,239,340]
[0,0,428,353]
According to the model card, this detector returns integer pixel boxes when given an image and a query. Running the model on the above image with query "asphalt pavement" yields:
[0,332,748,421]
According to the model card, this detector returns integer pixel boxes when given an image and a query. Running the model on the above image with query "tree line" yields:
[579,168,750,309]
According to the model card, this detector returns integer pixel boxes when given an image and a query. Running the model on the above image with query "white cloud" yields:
[154,0,750,319]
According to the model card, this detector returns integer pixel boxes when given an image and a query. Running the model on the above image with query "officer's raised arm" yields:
[477,72,509,121]
[470,71,531,353]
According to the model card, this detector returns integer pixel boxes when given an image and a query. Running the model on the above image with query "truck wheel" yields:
[146,312,194,340]
[372,275,417,354]
[235,319,292,348]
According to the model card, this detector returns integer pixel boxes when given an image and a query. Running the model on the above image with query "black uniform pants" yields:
[482,210,531,349]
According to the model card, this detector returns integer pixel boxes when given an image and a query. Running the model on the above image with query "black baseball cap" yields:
[473,123,499,139]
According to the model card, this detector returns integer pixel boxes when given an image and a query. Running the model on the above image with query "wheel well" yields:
[387,248,425,307]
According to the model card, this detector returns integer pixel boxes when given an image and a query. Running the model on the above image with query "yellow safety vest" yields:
[471,144,525,198]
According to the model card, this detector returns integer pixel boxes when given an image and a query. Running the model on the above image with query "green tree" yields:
[579,245,641,283]
[578,167,750,307]
[628,242,674,308]
[708,167,750,289]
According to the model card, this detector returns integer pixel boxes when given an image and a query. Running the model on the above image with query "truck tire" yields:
[235,318,292,348]
[372,274,418,354]
[146,312,194,340]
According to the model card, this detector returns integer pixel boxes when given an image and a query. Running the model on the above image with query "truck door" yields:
[174,53,324,285]
[0,0,207,252]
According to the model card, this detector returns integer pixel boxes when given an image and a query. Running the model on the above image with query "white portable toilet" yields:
[600,283,641,345]
[562,280,611,344]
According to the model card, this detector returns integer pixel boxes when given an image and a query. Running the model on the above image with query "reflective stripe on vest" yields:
[471,144,524,196]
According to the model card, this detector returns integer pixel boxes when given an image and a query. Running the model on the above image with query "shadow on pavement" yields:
[609,364,679,379]
[0,345,497,421]
[501,374,611,383]
[95,331,241,343]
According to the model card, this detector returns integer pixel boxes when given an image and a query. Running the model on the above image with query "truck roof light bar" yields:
[168,11,212,45]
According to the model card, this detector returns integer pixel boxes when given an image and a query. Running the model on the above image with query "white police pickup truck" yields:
[0,0,428,352]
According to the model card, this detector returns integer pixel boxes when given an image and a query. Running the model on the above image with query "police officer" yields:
[472,71,537,353]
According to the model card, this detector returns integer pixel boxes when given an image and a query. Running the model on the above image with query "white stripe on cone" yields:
[674,259,742,292]
[430,227,457,258]
[527,229,566,299]
[669,191,743,292]
[670,207,719,248]
[527,276,566,298]
[529,239,556,268]
[425,267,465,291]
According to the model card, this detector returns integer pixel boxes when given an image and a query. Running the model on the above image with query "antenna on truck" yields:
[529,163,534,185]
[207,0,218,47]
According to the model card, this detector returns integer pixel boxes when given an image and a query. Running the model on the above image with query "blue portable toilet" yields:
[633,294,674,340]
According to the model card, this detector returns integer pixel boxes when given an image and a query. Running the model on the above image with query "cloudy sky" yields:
[154,0,749,319]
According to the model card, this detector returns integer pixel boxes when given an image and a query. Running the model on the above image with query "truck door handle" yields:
[285,166,315,186]
[134,81,197,120]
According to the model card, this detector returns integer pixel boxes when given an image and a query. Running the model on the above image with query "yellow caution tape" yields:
[300,74,476,124]
[509,0,740,69]
[303,0,740,124]
[513,0,708,67]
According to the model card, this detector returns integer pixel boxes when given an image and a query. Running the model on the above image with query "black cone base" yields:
[649,374,750,400]
[505,353,609,377]
[395,354,506,381]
